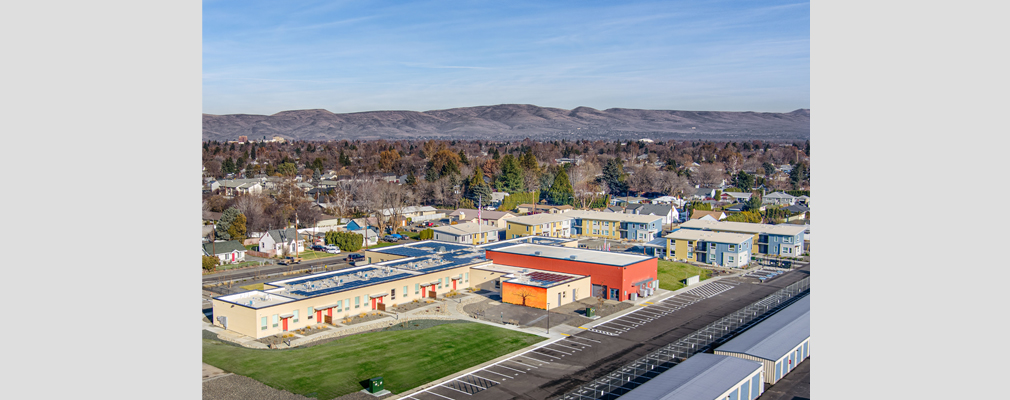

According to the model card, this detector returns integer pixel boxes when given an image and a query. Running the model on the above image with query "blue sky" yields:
[203,0,809,115]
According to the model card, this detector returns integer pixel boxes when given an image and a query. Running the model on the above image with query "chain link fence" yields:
[557,277,810,400]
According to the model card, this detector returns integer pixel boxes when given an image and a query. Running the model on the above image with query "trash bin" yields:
[585,307,595,318]
[367,377,384,393]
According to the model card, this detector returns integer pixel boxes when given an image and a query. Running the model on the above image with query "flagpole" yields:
[478,195,482,245]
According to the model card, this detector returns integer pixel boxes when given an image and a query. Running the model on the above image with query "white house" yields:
[202,240,247,264]
[350,229,379,247]
[258,228,305,257]
[763,192,797,206]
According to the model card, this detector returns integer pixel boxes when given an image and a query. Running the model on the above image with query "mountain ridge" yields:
[203,104,809,141]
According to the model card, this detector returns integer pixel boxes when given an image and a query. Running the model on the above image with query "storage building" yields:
[620,353,764,400]
[715,295,810,384]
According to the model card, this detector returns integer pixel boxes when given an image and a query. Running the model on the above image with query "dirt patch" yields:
[389,298,444,313]
[337,311,391,326]
[203,363,230,381]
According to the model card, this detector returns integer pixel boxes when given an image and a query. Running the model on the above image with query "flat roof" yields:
[621,353,763,400]
[664,229,754,244]
[477,236,577,251]
[431,222,503,236]
[716,295,810,361]
[679,219,806,236]
[497,268,586,288]
[368,241,474,257]
[506,213,573,226]
[566,210,664,224]
[215,290,297,308]
[486,243,654,267]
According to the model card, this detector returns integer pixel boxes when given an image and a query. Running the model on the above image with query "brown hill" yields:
[203,104,809,142]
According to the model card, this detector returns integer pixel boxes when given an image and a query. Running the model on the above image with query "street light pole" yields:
[547,302,550,334]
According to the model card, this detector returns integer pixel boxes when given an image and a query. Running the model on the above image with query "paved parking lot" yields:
[397,266,810,400]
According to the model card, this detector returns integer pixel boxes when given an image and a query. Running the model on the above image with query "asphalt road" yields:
[407,266,810,400]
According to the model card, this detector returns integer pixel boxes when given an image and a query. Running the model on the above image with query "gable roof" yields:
[621,354,762,400]
[202,240,247,256]
[690,210,725,220]
[783,204,810,213]
[448,209,516,220]
[636,204,674,216]
[266,228,304,243]
[716,296,810,360]
[764,192,796,199]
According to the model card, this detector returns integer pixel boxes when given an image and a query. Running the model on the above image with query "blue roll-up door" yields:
[739,381,749,400]
[751,374,761,399]
[804,341,809,359]
[728,388,738,400]
[775,361,781,381]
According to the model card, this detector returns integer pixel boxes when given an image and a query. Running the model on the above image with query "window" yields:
[391,288,396,300]
[438,278,443,288]
[728,244,735,251]
[337,300,342,311]
[308,307,314,319]
[272,314,278,328]
[728,256,734,263]
[355,296,360,308]
[784,236,792,243]
[415,283,420,294]
[465,272,469,282]
[261,316,267,330]
[404,286,408,297]
[293,310,299,323]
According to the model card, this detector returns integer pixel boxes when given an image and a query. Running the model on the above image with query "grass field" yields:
[240,283,265,291]
[367,242,397,249]
[288,250,342,261]
[657,260,711,291]
[203,322,544,399]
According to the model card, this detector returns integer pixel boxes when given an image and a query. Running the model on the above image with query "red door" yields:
[452,279,457,290]
[378,296,383,304]
[231,252,235,262]
[282,318,288,331]
[422,286,427,297]
[316,310,322,321]
[327,308,332,317]
[371,297,376,310]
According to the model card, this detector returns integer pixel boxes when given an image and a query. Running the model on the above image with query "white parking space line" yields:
[440,384,472,395]
[492,364,527,374]
[620,315,652,323]
[416,389,455,400]
[469,374,500,384]
[541,347,573,356]
[481,369,513,378]
[552,343,582,351]
[504,359,537,368]
[516,354,551,364]
[531,350,562,359]
[568,335,601,343]
[636,309,664,317]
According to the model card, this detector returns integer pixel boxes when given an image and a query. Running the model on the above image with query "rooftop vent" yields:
[534,251,542,256]
[570,255,577,260]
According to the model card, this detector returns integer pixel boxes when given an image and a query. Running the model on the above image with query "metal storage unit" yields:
[715,295,810,385]
[620,353,764,400]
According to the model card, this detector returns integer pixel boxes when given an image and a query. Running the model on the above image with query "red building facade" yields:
[484,248,657,301]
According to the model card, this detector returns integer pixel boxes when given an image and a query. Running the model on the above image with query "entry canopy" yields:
[316,304,337,310]
[279,313,294,319]
[368,293,389,299]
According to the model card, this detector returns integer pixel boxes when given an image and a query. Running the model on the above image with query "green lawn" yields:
[367,242,397,249]
[203,322,544,399]
[657,260,711,291]
[244,244,258,251]
[288,250,342,261]
[240,283,265,291]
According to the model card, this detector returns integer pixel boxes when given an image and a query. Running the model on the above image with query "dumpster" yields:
[585,307,595,318]
[367,377,384,393]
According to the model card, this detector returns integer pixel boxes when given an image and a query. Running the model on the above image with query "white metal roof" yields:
[431,222,503,236]
[621,353,763,400]
[664,229,753,244]
[716,295,810,361]
[487,243,653,266]
[678,219,806,236]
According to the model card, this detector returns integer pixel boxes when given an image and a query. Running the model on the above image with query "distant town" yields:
[202,137,811,400]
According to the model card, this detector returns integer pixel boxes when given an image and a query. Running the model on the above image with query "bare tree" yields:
[693,163,725,188]
[234,193,268,233]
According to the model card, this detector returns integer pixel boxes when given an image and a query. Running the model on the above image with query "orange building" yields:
[499,270,591,310]
[485,244,657,302]
[502,282,548,309]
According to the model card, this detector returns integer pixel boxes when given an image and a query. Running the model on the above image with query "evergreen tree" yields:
[762,162,776,176]
[547,168,575,206]
[222,157,235,174]
[215,207,243,240]
[405,170,417,186]
[520,150,539,173]
[313,168,322,182]
[602,158,629,196]
[492,148,500,160]
[465,166,492,203]
[458,149,469,166]
[495,154,523,193]
[734,171,754,191]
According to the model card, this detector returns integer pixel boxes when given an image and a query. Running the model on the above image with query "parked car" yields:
[324,245,341,254]
[383,235,400,242]
[311,244,325,251]
[278,256,303,265]
[347,253,365,262]
[424,222,434,227]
